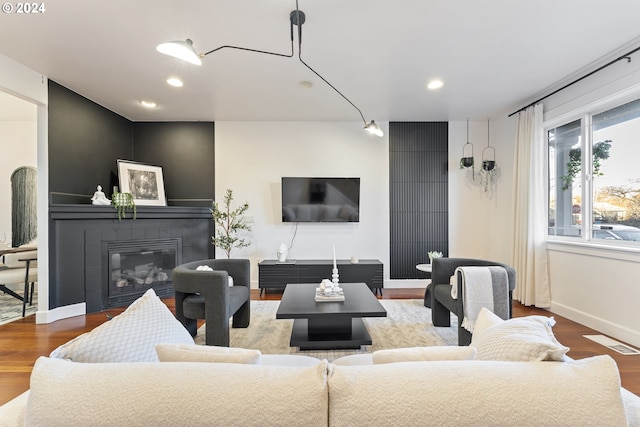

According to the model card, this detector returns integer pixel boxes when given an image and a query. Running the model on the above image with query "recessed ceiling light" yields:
[298,80,313,89]
[427,80,444,90]
[140,100,158,108]
[167,77,183,87]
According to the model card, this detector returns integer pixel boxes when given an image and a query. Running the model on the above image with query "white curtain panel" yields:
[511,104,551,307]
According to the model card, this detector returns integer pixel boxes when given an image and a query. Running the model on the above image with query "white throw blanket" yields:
[452,266,509,333]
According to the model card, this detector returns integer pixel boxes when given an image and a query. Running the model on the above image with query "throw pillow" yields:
[372,346,477,364]
[156,343,261,364]
[49,288,193,362]
[471,307,569,361]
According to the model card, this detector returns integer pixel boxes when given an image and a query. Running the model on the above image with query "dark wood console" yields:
[258,259,383,295]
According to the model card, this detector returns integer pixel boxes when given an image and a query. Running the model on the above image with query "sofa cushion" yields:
[328,356,627,426]
[156,343,261,364]
[470,307,569,361]
[2,250,37,269]
[49,288,193,363]
[372,346,476,364]
[25,357,329,427]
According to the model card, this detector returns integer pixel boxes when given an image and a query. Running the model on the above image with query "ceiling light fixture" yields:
[156,0,382,137]
[167,77,184,87]
[140,100,158,108]
[427,80,443,90]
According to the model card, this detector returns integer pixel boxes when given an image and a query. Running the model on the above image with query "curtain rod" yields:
[508,45,640,117]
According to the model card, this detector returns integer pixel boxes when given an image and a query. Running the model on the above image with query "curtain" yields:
[511,104,551,307]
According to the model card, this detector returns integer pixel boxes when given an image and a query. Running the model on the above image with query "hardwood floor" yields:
[1,288,638,406]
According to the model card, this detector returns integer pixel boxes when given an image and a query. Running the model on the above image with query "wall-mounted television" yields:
[281,177,360,223]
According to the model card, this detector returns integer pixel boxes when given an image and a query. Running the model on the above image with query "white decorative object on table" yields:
[91,185,111,206]
[427,251,443,263]
[332,245,339,285]
[315,279,344,302]
[277,243,288,262]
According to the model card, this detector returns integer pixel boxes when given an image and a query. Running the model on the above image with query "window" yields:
[547,97,640,245]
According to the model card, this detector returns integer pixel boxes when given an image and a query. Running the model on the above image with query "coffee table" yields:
[275,282,387,350]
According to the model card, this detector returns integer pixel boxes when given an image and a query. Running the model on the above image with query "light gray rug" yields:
[196,299,458,361]
[0,287,37,325]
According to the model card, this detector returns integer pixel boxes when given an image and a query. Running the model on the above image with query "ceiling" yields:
[1,0,640,123]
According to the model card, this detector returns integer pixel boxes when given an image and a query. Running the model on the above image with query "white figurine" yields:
[277,243,288,262]
[91,185,111,205]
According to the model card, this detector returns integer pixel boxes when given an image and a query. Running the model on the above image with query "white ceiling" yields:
[1,0,640,123]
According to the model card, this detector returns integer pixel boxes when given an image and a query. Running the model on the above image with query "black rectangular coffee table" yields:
[275,282,387,350]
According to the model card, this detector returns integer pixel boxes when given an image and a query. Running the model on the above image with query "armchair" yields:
[426,257,516,346]
[172,259,250,346]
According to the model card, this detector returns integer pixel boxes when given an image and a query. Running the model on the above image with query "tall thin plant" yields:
[211,189,251,258]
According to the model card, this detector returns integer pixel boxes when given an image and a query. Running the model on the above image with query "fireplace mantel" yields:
[50,204,212,220]
[49,204,214,313]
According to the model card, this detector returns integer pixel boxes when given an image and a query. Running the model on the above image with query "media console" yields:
[258,259,383,295]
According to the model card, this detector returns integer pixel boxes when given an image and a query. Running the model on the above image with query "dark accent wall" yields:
[389,122,448,279]
[133,122,214,206]
[47,82,216,311]
[47,81,215,206]
[48,81,132,203]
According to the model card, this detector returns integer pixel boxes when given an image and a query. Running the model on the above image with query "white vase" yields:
[277,244,288,262]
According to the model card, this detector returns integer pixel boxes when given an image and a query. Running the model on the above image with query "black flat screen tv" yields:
[281,177,360,223]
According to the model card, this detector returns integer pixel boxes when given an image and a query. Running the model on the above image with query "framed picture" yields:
[117,160,166,206]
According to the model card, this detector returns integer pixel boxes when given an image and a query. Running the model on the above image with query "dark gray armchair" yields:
[172,259,250,346]
[425,257,516,346]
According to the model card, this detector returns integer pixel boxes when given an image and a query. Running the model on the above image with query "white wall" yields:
[216,120,519,291]
[448,118,517,264]
[215,121,390,288]
[0,53,58,323]
[0,119,37,245]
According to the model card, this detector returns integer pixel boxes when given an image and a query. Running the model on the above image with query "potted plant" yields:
[460,142,474,169]
[460,119,475,178]
[427,251,443,264]
[211,189,252,258]
[111,192,136,220]
[480,144,497,192]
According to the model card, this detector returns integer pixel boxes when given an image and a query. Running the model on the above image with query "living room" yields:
[1,0,640,357]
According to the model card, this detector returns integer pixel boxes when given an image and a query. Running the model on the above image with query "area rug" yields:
[196,299,458,361]
[0,287,37,325]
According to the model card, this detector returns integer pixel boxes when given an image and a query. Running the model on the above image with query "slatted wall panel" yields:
[389,122,448,279]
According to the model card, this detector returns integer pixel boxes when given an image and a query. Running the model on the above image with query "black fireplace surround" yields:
[49,205,213,313]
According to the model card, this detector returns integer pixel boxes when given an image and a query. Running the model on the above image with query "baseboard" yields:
[551,301,640,348]
[35,302,86,324]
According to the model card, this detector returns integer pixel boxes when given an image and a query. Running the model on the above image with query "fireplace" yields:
[50,204,213,313]
[104,238,182,308]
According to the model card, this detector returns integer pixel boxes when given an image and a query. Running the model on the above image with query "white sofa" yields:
[2,289,638,426]
[1,353,639,426]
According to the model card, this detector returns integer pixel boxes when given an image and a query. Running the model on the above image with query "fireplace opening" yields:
[104,238,182,308]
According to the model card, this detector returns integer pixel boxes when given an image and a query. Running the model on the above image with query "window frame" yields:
[544,85,640,252]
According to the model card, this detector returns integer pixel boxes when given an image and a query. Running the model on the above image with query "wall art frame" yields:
[117,159,167,206]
